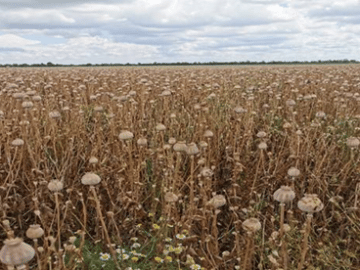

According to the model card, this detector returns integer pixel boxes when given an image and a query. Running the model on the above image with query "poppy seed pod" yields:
[273,186,295,203]
[0,238,35,266]
[155,123,166,131]
[242,218,261,233]
[258,141,267,150]
[203,130,214,138]
[13,92,25,100]
[256,131,267,138]
[26,225,44,239]
[287,167,300,177]
[89,156,99,164]
[283,122,292,129]
[11,139,24,146]
[32,95,42,101]
[22,101,33,109]
[186,143,199,156]
[297,194,324,214]
[346,137,360,148]
[49,110,61,119]
[200,167,214,178]
[94,106,104,112]
[207,195,226,208]
[81,172,101,185]
[234,106,247,114]
[286,99,296,107]
[47,180,64,192]
[315,111,326,119]
[119,131,134,141]
[164,192,179,203]
[137,137,147,146]
[160,90,171,96]
[173,141,188,152]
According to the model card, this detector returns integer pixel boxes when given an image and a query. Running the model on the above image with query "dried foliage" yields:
[0,65,359,269]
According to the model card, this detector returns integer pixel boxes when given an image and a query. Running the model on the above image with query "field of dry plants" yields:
[0,65,359,270]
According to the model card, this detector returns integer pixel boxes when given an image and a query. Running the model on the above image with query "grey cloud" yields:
[0,47,26,52]
[0,0,126,9]
[308,5,360,18]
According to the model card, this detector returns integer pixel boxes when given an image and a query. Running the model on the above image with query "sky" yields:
[0,0,359,64]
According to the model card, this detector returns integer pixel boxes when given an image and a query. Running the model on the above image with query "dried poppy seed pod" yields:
[11,139,24,147]
[315,111,326,119]
[256,131,267,138]
[273,186,295,203]
[283,122,292,129]
[168,137,176,145]
[164,192,179,203]
[26,225,44,239]
[49,111,61,119]
[81,172,101,185]
[287,167,300,178]
[242,218,261,233]
[13,92,25,100]
[2,220,11,231]
[200,167,214,178]
[47,180,63,192]
[21,101,33,109]
[68,236,77,245]
[203,130,214,138]
[186,142,199,156]
[89,156,99,164]
[258,141,267,150]
[173,141,188,152]
[32,95,41,102]
[286,99,296,107]
[137,137,148,147]
[198,141,208,149]
[207,195,226,208]
[155,123,166,131]
[234,106,247,114]
[298,194,324,214]
[160,90,171,96]
[346,137,360,148]
[119,130,134,141]
[94,106,103,112]
[0,238,35,267]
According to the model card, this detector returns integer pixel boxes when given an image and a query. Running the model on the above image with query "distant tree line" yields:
[0,59,358,68]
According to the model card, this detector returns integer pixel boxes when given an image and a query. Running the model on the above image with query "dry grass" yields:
[0,65,359,269]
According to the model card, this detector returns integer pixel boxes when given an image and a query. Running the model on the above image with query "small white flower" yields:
[116,248,127,254]
[176,234,186,240]
[121,253,130,260]
[99,253,111,261]
[131,243,141,249]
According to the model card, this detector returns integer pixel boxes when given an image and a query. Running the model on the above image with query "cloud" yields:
[0,35,159,64]
[0,47,25,52]
[0,34,40,47]
[0,0,359,64]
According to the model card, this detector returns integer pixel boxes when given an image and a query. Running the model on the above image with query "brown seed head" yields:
[0,238,35,266]
[47,180,64,192]
[298,194,324,213]
[26,224,44,239]
[81,172,101,186]
[273,186,295,203]
[242,218,261,233]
